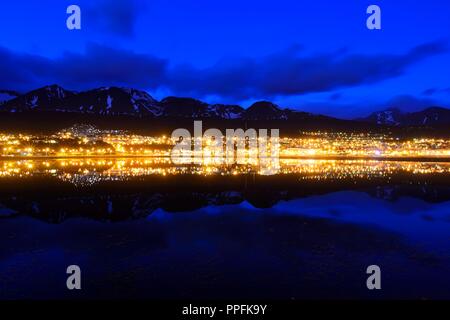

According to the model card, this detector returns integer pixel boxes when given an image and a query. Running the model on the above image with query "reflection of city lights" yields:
[0,157,449,187]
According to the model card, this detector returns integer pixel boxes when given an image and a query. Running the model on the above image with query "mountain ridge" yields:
[1,85,449,128]
[361,106,450,127]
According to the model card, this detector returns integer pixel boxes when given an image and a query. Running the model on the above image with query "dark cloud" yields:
[329,93,342,101]
[0,41,446,99]
[385,95,439,112]
[86,0,144,38]
[167,42,447,99]
[54,44,167,89]
[422,88,437,96]
[423,87,450,96]
[0,44,168,91]
[0,47,53,91]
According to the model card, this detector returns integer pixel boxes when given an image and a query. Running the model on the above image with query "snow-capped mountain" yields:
[63,87,162,116]
[1,85,449,128]
[160,97,211,118]
[407,107,450,126]
[160,97,244,119]
[208,104,244,119]
[0,90,20,105]
[362,107,450,126]
[1,85,75,112]
[244,101,287,120]
[1,85,162,116]
[0,85,348,123]
[363,108,404,126]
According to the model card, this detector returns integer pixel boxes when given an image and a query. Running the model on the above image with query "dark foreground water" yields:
[0,160,449,299]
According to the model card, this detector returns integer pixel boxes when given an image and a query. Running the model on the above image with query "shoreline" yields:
[0,154,450,162]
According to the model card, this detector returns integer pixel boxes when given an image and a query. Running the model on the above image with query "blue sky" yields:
[0,0,449,118]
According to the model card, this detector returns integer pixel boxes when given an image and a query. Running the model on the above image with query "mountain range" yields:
[1,85,449,127]
[361,107,450,127]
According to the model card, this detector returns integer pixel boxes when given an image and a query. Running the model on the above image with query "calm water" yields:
[0,158,449,299]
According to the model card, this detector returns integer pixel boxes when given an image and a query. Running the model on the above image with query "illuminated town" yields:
[1,124,450,160]
[0,124,449,184]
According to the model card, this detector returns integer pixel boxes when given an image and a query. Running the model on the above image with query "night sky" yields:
[1,0,449,118]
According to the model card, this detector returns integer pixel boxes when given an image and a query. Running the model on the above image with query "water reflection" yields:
[0,158,449,186]
[0,191,449,299]
[0,158,449,299]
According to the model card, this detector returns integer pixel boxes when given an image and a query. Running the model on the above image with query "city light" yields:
[0,128,449,160]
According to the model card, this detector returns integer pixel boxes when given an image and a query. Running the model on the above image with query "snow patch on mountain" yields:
[106,95,113,112]
[376,110,399,125]
[30,96,39,109]
[0,90,20,104]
